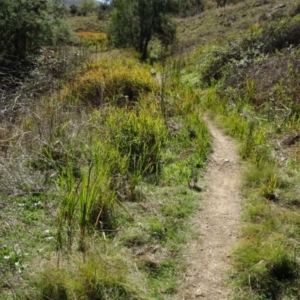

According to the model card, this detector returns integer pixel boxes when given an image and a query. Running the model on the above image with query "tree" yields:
[216,0,227,8]
[0,0,70,60]
[79,0,96,16]
[70,4,78,15]
[108,0,176,60]
[97,1,112,20]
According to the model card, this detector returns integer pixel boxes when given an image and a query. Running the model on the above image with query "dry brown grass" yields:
[220,48,300,109]
[68,12,108,33]
[175,0,296,49]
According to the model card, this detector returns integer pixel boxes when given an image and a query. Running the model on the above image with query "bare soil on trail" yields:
[176,118,242,300]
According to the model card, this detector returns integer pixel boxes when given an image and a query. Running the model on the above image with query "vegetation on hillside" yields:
[0,39,210,300]
[0,0,70,61]
[108,0,177,60]
[186,2,300,298]
[1,0,300,299]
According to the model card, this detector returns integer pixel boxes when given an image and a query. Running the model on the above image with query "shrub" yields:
[0,0,71,60]
[218,48,300,117]
[288,2,300,17]
[69,4,78,16]
[26,252,148,300]
[200,45,241,86]
[79,0,96,16]
[263,17,300,53]
[108,0,176,60]
[64,57,155,106]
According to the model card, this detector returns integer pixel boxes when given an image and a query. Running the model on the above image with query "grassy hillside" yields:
[0,49,210,300]
[176,0,300,299]
[175,0,300,49]
[1,0,300,299]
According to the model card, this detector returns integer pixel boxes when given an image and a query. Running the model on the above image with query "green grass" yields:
[0,49,210,299]
[181,7,300,296]
[198,74,300,300]
[2,0,300,298]
[204,93,300,298]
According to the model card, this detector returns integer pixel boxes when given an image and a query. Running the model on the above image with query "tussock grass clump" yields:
[55,103,168,251]
[26,250,149,300]
[57,141,129,252]
[76,31,107,43]
[233,240,298,299]
[99,107,167,175]
[64,57,156,106]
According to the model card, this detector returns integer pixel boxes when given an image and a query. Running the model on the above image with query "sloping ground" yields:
[175,0,298,49]
[176,118,241,299]
[68,13,107,32]
[182,2,300,297]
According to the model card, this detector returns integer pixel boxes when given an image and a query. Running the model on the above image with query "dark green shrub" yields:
[200,45,241,85]
[263,18,300,53]
[0,0,70,60]
[69,4,78,16]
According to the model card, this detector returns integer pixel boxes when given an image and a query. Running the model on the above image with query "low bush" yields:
[200,16,300,86]
[0,0,71,60]
[218,48,300,117]
[64,57,155,106]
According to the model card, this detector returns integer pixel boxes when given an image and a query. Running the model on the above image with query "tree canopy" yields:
[0,0,70,61]
[108,0,177,60]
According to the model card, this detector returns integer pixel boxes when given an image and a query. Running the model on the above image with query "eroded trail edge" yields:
[176,118,242,300]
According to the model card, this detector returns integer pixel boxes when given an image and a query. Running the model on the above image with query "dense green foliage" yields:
[108,0,176,60]
[0,0,70,60]
[78,0,96,16]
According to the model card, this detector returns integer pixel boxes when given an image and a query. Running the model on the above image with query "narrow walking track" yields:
[176,118,242,300]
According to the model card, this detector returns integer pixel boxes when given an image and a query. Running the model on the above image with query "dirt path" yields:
[176,118,241,300]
